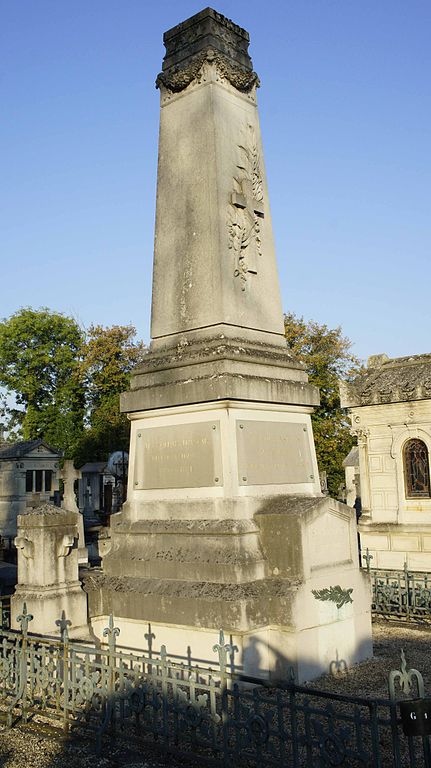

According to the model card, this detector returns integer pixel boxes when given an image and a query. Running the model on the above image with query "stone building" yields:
[341,353,431,570]
[0,439,61,537]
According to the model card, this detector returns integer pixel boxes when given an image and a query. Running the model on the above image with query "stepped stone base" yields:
[86,496,372,682]
[121,336,319,412]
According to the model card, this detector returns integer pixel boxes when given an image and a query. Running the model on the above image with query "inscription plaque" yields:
[236,421,314,485]
[134,422,222,490]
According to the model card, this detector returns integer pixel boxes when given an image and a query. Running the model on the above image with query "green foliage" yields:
[73,324,147,466]
[79,324,146,421]
[284,312,362,497]
[0,308,85,455]
[0,311,147,466]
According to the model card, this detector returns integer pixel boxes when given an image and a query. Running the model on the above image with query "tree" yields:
[0,308,85,456]
[73,324,147,466]
[284,312,362,498]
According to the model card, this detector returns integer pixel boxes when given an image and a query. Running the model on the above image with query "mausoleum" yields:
[341,353,431,570]
[0,438,61,537]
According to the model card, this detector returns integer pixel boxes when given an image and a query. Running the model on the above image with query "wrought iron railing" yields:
[0,604,430,766]
[363,550,431,621]
[0,597,10,629]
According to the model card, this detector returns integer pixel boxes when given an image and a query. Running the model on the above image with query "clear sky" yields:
[2,0,430,361]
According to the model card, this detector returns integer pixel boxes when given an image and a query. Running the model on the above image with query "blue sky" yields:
[2,0,430,361]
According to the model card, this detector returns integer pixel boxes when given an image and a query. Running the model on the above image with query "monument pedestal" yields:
[95,395,371,682]
[88,489,371,682]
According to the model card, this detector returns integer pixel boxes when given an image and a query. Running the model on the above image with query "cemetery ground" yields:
[0,619,429,767]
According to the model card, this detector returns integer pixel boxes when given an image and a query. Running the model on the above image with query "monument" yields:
[84,8,372,682]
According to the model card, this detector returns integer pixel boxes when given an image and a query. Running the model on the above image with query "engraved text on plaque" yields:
[237,421,314,485]
[134,422,222,490]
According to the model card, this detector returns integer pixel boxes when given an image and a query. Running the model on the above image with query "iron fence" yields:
[363,551,431,621]
[0,597,10,629]
[0,605,430,766]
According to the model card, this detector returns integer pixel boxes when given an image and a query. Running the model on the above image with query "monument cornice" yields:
[156,49,260,94]
[133,336,305,375]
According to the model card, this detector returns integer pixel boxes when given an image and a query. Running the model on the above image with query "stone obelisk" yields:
[89,8,372,682]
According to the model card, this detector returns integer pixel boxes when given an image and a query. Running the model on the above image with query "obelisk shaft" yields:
[150,8,285,349]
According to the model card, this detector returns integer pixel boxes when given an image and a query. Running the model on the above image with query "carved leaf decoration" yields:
[312,586,353,610]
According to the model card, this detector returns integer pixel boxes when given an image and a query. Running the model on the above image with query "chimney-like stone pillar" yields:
[11,504,88,636]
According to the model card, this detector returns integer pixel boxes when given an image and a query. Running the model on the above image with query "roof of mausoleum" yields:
[340,353,431,408]
[0,438,61,460]
[343,446,359,467]
[79,462,107,474]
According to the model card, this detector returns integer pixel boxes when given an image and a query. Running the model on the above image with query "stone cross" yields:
[59,460,81,514]
[145,624,156,657]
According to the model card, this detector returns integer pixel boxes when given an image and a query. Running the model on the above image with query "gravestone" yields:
[87,8,372,682]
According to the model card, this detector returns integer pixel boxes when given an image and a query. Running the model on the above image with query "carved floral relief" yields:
[228,124,264,290]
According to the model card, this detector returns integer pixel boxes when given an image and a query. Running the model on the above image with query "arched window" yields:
[403,439,431,498]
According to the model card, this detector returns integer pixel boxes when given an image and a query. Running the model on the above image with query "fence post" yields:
[96,614,119,754]
[55,612,71,733]
[7,603,33,727]
[404,562,411,621]
[213,629,237,680]
[160,645,169,753]
[363,548,373,573]
[389,649,430,767]
[213,630,238,766]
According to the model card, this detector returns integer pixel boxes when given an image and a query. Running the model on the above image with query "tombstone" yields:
[85,8,372,682]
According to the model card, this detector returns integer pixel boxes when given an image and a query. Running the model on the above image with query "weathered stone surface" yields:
[122,337,319,412]
[102,514,266,583]
[341,352,431,407]
[157,8,257,90]
[151,42,285,348]
[85,495,372,682]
